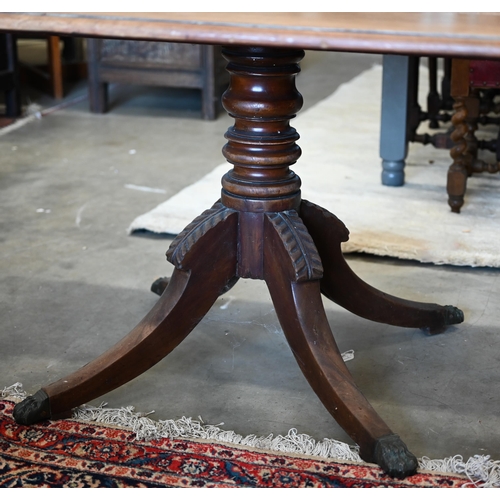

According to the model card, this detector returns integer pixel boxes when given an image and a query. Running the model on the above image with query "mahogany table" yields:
[3,12,499,479]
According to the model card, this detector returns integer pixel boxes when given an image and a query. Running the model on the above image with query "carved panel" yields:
[100,40,201,69]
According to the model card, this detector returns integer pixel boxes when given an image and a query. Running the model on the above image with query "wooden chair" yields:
[380,56,500,213]
[447,59,500,212]
[16,35,64,99]
[17,35,86,100]
[86,39,229,120]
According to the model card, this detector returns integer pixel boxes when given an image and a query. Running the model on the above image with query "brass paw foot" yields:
[373,434,418,479]
[151,277,170,296]
[13,389,51,425]
[427,305,464,334]
[442,305,465,325]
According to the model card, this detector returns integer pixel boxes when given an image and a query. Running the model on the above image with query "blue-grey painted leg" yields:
[380,55,411,186]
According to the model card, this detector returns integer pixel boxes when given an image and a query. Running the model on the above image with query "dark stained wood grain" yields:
[1,13,500,58]
[263,213,417,478]
[220,46,304,213]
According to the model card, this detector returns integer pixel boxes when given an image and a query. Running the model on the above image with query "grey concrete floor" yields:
[1,49,500,465]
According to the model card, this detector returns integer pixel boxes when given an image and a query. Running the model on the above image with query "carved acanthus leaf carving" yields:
[167,201,236,268]
[266,210,323,282]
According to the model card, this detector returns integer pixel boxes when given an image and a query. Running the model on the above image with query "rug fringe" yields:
[70,402,364,463]
[2,382,498,487]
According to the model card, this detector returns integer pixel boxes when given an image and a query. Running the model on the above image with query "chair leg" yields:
[380,55,412,187]
[47,36,63,99]
[441,58,453,110]
[86,38,108,113]
[0,33,22,117]
[427,57,441,129]
[447,96,473,213]
[201,46,217,120]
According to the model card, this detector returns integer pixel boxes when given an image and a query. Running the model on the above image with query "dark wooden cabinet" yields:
[86,39,228,120]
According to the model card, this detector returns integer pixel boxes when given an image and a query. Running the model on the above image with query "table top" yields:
[1,12,500,58]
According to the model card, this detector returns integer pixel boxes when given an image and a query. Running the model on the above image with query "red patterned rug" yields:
[0,399,478,488]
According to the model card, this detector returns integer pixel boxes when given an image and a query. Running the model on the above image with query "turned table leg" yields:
[380,55,413,187]
[448,91,480,213]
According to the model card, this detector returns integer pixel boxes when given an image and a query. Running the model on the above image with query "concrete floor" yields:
[1,48,500,465]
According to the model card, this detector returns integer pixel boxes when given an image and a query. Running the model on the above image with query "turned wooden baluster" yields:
[220,49,303,204]
[448,97,471,212]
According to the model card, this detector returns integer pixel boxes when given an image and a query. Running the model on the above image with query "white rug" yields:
[129,64,500,268]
